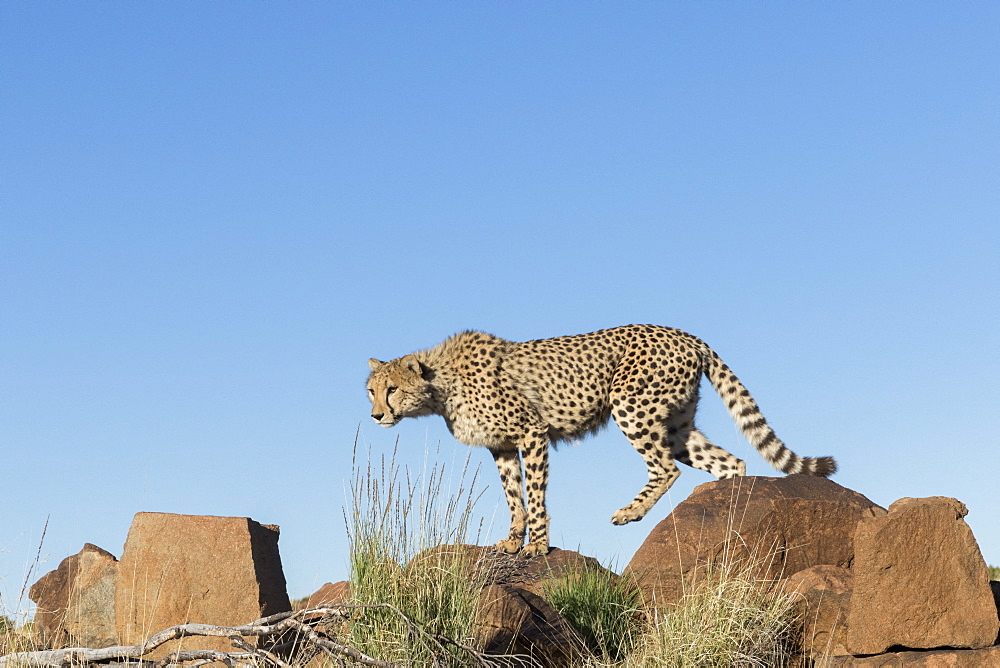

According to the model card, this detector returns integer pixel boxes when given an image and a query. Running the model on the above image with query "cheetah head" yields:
[366,355,434,427]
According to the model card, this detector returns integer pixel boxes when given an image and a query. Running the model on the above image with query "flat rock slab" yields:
[114,512,291,659]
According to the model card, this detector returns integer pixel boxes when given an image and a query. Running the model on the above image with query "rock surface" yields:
[475,584,586,666]
[28,543,119,648]
[845,497,999,654]
[23,481,999,667]
[406,545,615,597]
[827,646,1000,667]
[114,513,291,659]
[624,475,884,606]
[306,581,350,608]
[781,565,853,659]
[506,548,615,597]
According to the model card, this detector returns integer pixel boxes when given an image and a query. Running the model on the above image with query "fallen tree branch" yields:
[0,605,535,668]
[0,606,399,668]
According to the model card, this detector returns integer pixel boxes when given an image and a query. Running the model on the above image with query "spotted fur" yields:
[366,324,837,557]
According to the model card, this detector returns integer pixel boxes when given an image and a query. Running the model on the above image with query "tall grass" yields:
[629,565,800,667]
[344,438,490,666]
[1,521,49,655]
[541,551,800,667]
[0,616,32,656]
[542,563,643,664]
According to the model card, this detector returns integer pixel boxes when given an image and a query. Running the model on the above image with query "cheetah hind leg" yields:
[610,399,683,524]
[666,400,747,479]
[611,430,744,524]
[611,451,681,525]
[671,428,746,479]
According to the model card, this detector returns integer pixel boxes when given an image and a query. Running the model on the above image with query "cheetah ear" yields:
[368,358,385,372]
[400,354,422,375]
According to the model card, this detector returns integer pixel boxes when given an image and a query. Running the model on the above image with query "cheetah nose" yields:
[371,413,384,422]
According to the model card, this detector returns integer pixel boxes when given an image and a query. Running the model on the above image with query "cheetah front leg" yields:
[490,448,527,554]
[518,432,551,557]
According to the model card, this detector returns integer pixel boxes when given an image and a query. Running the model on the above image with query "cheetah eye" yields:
[387,386,398,394]
[368,388,374,396]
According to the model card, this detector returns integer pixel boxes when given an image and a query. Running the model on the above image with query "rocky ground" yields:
[18,476,1000,666]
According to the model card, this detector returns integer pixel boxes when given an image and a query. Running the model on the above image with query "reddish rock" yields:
[826,646,1000,667]
[781,565,852,659]
[511,548,616,598]
[405,544,490,578]
[406,545,615,598]
[845,497,998,654]
[624,475,884,607]
[114,513,291,659]
[401,545,615,664]
[474,584,586,666]
[306,581,350,608]
[29,543,119,648]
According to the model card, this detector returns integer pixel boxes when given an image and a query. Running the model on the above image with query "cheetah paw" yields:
[611,505,645,525]
[494,538,524,554]
[519,541,550,558]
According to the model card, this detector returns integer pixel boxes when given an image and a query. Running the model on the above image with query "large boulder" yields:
[474,584,586,666]
[501,548,615,598]
[28,543,119,648]
[624,475,884,607]
[845,497,999,654]
[114,513,291,659]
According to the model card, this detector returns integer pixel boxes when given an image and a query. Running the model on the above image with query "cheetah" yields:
[366,324,837,557]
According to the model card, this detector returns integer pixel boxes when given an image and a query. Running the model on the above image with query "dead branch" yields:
[0,605,528,668]
[0,606,393,668]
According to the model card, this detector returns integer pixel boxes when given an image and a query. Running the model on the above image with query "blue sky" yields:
[2,2,998,615]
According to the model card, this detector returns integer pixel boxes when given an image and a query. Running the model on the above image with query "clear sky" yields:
[2,2,998,616]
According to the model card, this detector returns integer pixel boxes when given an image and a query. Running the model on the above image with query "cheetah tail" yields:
[703,348,838,477]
